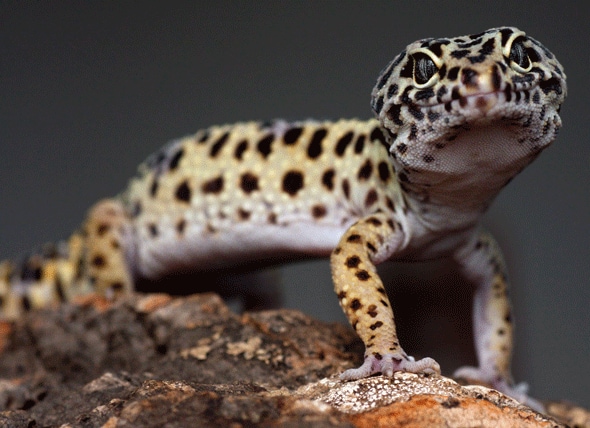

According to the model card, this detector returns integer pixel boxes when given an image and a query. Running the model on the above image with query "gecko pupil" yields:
[508,37,531,71]
[413,52,438,86]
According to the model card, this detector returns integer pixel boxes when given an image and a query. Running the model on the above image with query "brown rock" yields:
[0,292,586,427]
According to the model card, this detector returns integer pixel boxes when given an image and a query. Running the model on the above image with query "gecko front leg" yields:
[331,213,440,380]
[454,230,543,411]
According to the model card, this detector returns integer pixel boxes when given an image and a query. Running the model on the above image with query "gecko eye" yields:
[507,36,532,73]
[412,52,439,88]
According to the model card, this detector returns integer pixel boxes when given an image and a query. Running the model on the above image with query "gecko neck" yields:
[396,122,547,231]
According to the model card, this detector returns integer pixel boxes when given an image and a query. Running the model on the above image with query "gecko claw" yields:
[341,352,441,381]
[454,366,544,412]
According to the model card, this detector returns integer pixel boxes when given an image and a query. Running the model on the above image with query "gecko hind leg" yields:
[81,199,135,299]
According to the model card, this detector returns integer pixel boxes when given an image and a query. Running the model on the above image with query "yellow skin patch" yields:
[0,27,566,412]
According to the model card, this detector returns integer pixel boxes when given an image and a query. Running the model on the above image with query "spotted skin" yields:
[0,27,566,411]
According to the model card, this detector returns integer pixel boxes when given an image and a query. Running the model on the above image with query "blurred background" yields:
[1,2,588,407]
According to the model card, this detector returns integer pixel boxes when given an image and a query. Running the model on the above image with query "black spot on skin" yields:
[176,219,186,235]
[447,66,460,81]
[367,304,378,318]
[386,104,403,126]
[354,135,365,154]
[132,201,142,218]
[378,162,391,182]
[342,179,350,199]
[21,263,42,282]
[148,223,158,237]
[22,295,31,311]
[257,134,274,158]
[370,127,389,150]
[427,111,441,122]
[169,148,184,171]
[539,77,563,95]
[175,180,192,202]
[210,132,230,157]
[338,291,347,299]
[111,282,124,292]
[283,127,303,145]
[380,299,389,307]
[202,176,223,194]
[385,198,395,211]
[346,234,362,243]
[365,189,378,207]
[480,37,495,56]
[282,170,304,196]
[350,299,362,311]
[240,173,259,194]
[438,63,447,79]
[97,223,110,236]
[451,49,469,59]
[356,270,371,281]
[150,179,159,197]
[357,159,373,181]
[391,50,406,69]
[268,213,277,224]
[322,169,335,191]
[366,242,377,253]
[372,96,384,115]
[333,247,342,255]
[423,154,434,163]
[346,256,361,268]
[387,83,399,98]
[197,130,210,143]
[428,42,444,56]
[504,85,512,102]
[238,208,251,220]
[234,140,248,160]
[369,321,383,330]
[415,88,435,101]
[526,47,541,63]
[408,125,418,141]
[491,65,502,91]
[396,143,407,154]
[376,64,395,90]
[408,104,424,120]
[311,204,327,219]
[307,128,327,158]
[335,132,354,156]
[366,217,382,226]
[111,239,120,249]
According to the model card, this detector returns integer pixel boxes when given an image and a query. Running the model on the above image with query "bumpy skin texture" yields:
[0,27,566,410]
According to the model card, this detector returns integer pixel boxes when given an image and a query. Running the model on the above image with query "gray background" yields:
[1,2,588,407]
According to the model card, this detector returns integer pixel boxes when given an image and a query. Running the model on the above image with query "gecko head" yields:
[371,27,567,176]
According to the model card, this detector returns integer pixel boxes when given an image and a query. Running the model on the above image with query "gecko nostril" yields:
[461,68,479,87]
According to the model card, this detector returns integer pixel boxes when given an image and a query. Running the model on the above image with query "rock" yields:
[0,292,587,427]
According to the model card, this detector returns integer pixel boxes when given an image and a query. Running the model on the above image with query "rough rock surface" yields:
[0,292,587,427]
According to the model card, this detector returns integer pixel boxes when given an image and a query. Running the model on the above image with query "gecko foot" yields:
[454,366,544,412]
[340,352,441,381]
